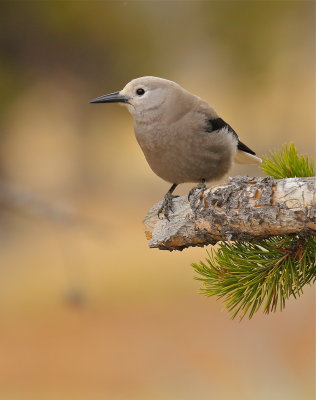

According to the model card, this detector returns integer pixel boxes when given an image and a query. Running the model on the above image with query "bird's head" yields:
[90,76,192,123]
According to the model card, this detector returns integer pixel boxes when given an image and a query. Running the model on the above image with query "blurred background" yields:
[0,1,315,399]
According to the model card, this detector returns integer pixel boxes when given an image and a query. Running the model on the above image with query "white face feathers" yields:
[120,76,190,121]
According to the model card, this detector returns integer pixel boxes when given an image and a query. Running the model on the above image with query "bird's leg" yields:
[158,183,178,220]
[188,178,207,200]
[197,178,206,190]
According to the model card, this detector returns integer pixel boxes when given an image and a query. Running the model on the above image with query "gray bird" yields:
[90,76,261,218]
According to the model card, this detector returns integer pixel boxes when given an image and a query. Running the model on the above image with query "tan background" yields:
[0,1,315,399]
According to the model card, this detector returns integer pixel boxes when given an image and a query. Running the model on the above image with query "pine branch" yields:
[143,143,316,319]
[260,142,315,179]
[191,144,316,319]
[192,235,316,319]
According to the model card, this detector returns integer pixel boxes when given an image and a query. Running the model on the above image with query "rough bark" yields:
[144,176,316,251]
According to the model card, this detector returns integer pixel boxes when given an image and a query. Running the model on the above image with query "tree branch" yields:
[144,176,316,251]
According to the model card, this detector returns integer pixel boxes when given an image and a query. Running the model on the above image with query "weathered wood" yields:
[144,176,316,251]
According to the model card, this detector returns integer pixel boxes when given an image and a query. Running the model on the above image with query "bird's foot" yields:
[188,180,207,201]
[158,193,179,221]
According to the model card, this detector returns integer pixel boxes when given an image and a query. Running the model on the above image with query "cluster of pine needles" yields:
[192,144,315,319]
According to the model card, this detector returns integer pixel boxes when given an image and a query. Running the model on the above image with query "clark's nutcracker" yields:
[90,76,261,218]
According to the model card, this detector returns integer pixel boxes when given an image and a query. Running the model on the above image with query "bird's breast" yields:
[134,123,169,153]
[134,123,237,184]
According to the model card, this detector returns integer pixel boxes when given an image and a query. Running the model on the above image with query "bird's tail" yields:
[234,150,262,164]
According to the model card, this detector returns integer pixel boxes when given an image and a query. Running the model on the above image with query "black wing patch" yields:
[206,117,256,156]
[206,117,227,132]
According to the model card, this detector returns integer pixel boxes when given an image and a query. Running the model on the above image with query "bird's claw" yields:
[188,181,207,201]
[158,194,179,220]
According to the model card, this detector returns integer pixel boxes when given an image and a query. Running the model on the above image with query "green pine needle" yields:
[260,143,315,178]
[193,143,315,319]
[192,236,316,320]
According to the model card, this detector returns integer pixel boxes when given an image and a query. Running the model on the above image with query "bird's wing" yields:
[206,117,262,164]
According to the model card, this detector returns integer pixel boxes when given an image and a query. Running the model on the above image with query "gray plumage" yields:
[90,76,261,217]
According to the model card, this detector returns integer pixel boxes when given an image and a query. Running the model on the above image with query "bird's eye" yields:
[136,88,145,96]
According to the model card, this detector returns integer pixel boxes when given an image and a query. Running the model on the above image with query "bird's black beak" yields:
[89,91,128,104]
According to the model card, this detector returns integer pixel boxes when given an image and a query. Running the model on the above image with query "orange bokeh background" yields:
[0,2,314,399]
